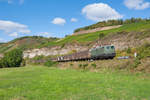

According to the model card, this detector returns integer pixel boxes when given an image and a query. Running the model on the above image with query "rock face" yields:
[23,45,88,58]
[73,25,122,35]
[94,31,150,50]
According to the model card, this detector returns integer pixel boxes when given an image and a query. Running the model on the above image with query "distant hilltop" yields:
[73,25,122,35]
[73,18,148,35]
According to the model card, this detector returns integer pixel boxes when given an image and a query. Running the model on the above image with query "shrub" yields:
[21,59,26,67]
[61,43,65,48]
[78,64,82,68]
[99,33,105,39]
[70,63,73,67]
[138,42,150,59]
[1,49,23,68]
[44,60,58,67]
[0,59,6,68]
[83,64,88,69]
[132,58,141,68]
[91,63,97,68]
[0,60,3,68]
[127,48,132,54]
[33,55,45,60]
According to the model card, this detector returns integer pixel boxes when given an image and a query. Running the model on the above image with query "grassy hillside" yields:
[74,18,149,33]
[0,66,150,100]
[0,36,58,53]
[41,20,150,47]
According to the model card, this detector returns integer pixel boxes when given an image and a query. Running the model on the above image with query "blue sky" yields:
[0,0,150,42]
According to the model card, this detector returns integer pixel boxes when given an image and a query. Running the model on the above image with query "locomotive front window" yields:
[111,46,114,49]
[107,47,109,49]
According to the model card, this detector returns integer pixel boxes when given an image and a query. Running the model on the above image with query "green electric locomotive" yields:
[90,45,116,59]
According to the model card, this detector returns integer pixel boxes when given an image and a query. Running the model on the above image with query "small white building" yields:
[134,52,137,58]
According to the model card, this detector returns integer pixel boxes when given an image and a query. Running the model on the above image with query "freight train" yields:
[52,45,116,62]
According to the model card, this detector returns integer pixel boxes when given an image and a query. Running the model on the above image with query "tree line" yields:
[74,17,150,33]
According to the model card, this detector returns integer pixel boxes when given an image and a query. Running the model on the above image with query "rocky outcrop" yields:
[23,45,88,58]
[94,31,150,50]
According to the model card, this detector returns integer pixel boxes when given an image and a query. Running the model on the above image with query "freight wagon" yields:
[53,45,116,62]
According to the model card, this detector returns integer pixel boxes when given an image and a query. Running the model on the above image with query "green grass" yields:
[0,66,150,100]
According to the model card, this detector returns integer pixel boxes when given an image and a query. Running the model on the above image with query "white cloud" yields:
[9,32,18,37]
[0,0,24,4]
[0,20,31,36]
[82,3,123,22]
[19,0,24,4]
[0,38,3,42]
[40,32,49,35]
[124,0,150,10]
[38,32,52,37]
[7,0,12,4]
[52,17,66,25]
[71,18,78,22]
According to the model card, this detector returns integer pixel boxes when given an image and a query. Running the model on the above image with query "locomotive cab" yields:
[90,45,116,59]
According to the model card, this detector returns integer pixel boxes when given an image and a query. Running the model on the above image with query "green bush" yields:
[138,42,150,59]
[0,49,23,68]
[21,59,26,67]
[91,63,97,68]
[132,58,141,68]
[0,60,3,68]
[78,64,82,68]
[83,64,88,69]
[33,55,45,60]
[99,33,105,39]
[70,63,73,67]
[127,48,131,54]
[0,59,6,68]
[44,60,58,67]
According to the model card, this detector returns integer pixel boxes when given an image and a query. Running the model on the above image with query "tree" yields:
[1,49,23,68]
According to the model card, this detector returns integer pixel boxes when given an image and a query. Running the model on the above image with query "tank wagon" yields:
[53,45,116,62]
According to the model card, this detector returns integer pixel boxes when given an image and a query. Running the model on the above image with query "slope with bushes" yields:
[74,18,149,33]
[0,36,58,53]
